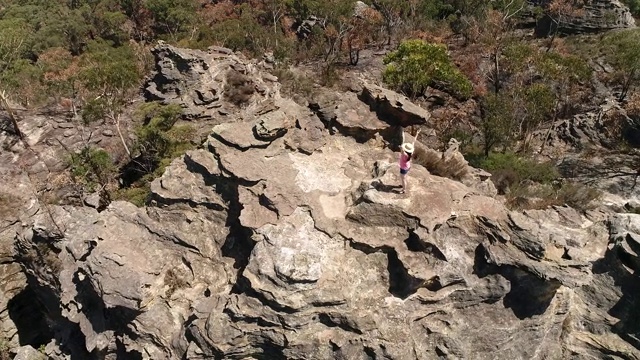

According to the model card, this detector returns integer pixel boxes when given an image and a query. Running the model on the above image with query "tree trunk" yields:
[620,70,635,102]
[493,49,500,93]
[0,90,24,140]
[349,46,360,65]
[546,18,559,53]
[113,113,131,158]
[539,102,560,154]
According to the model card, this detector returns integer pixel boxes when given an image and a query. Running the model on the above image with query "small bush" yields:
[22,241,62,275]
[119,102,197,206]
[506,182,601,211]
[224,70,255,106]
[272,67,316,100]
[132,103,195,177]
[319,64,340,87]
[468,152,559,194]
[68,147,115,191]
[555,182,602,211]
[112,185,150,207]
[621,0,640,16]
[0,338,10,360]
[81,97,109,124]
[412,146,469,180]
[164,268,188,297]
[166,124,197,143]
[135,102,183,132]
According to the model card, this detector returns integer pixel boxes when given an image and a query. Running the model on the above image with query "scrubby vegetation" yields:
[68,147,116,192]
[116,102,200,204]
[272,67,317,100]
[67,102,200,206]
[468,152,601,211]
[224,70,256,106]
[0,0,636,213]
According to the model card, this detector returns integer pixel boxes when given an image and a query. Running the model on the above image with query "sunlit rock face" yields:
[3,43,640,360]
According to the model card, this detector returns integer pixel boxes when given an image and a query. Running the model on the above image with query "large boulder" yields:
[310,90,393,141]
[144,43,279,120]
[361,82,432,127]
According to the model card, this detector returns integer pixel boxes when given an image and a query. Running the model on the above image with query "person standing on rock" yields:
[399,129,420,194]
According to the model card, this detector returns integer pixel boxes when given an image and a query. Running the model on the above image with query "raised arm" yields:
[412,129,421,146]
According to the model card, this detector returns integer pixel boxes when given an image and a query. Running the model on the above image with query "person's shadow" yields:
[372,181,403,193]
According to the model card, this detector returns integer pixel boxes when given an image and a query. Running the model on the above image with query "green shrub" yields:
[166,124,197,143]
[602,28,640,101]
[555,182,602,211]
[621,0,640,17]
[112,185,150,207]
[68,147,115,191]
[469,153,600,211]
[383,39,473,99]
[506,182,601,211]
[469,152,559,193]
[478,92,517,156]
[133,102,194,175]
[135,102,182,130]
[81,97,109,124]
[118,102,198,204]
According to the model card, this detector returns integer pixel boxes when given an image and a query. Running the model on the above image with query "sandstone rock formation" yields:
[534,0,635,36]
[1,43,639,360]
[533,98,640,209]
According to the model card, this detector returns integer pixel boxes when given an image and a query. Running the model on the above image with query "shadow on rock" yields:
[12,275,92,358]
[7,287,53,348]
[558,156,640,193]
[592,241,640,350]
[473,244,561,320]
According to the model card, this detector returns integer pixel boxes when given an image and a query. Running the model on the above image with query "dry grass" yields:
[412,146,469,180]
[164,268,188,297]
[224,69,255,106]
[271,67,316,100]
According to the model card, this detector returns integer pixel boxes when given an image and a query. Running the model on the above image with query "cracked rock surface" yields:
[2,43,640,359]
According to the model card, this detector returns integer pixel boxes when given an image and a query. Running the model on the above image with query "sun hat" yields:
[401,143,414,154]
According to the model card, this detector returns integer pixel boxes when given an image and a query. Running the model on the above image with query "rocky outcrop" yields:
[310,90,393,141]
[534,0,635,36]
[534,98,640,209]
[17,127,640,358]
[3,43,640,360]
[361,82,432,127]
[556,150,640,214]
[535,98,634,150]
[144,42,280,120]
